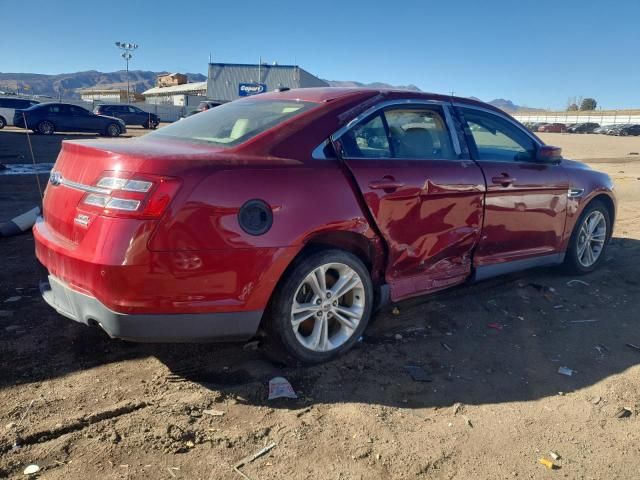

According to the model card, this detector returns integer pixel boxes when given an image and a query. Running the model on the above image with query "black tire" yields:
[144,119,159,129]
[0,116,6,129]
[263,249,373,365]
[105,123,121,137]
[37,120,54,135]
[563,199,611,275]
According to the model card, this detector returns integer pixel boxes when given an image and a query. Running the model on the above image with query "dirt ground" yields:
[1,128,639,479]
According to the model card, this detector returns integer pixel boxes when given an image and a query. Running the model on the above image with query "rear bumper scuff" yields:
[40,274,263,343]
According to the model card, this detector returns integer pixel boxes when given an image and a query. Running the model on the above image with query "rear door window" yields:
[384,108,457,159]
[340,114,391,158]
[338,105,457,160]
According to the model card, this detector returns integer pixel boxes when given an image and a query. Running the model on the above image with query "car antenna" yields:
[22,111,44,201]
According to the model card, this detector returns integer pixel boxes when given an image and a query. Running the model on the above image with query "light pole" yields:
[115,42,138,102]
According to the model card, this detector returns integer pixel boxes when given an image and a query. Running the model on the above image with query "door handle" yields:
[491,174,516,186]
[368,179,405,191]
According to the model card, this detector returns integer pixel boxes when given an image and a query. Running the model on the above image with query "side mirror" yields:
[536,145,562,163]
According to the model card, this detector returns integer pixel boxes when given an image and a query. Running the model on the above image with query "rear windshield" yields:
[149,99,316,147]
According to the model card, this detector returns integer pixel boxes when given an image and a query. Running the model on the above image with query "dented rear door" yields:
[335,102,485,302]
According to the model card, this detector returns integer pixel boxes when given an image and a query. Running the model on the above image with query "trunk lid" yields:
[42,137,299,244]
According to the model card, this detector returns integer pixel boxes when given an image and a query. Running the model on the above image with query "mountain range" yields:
[0,70,536,112]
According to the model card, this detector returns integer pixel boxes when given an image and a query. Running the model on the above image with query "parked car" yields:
[94,104,159,129]
[609,124,640,136]
[568,122,600,134]
[35,88,616,363]
[538,122,567,133]
[0,96,39,128]
[594,124,627,135]
[525,122,548,132]
[182,100,226,119]
[13,103,126,136]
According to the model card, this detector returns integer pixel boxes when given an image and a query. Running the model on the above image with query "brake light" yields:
[79,172,181,218]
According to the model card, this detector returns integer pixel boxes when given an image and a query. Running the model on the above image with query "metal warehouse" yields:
[206,62,329,102]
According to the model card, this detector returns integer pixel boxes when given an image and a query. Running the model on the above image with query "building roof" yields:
[142,81,207,96]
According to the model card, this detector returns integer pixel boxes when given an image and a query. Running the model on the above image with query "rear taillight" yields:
[79,172,181,218]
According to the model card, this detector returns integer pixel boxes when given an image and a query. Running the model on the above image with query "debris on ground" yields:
[391,307,400,316]
[539,458,558,469]
[404,365,432,382]
[558,366,576,376]
[23,464,40,475]
[462,415,473,428]
[242,340,260,351]
[570,319,598,324]
[394,333,403,341]
[203,409,225,417]
[234,442,277,480]
[452,402,463,415]
[441,342,452,352]
[567,279,590,287]
[487,323,504,331]
[594,344,609,355]
[614,407,632,419]
[549,451,561,461]
[3,296,21,303]
[268,377,297,400]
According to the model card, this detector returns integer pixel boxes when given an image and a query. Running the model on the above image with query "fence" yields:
[514,112,640,127]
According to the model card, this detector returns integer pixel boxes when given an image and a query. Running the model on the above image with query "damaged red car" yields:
[34,88,616,363]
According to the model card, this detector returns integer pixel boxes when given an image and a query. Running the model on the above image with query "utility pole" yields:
[115,42,139,102]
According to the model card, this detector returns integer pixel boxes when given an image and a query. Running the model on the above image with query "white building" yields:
[141,81,207,107]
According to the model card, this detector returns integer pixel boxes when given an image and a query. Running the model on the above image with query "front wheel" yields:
[564,200,611,274]
[0,116,6,129]
[106,123,121,137]
[264,249,373,365]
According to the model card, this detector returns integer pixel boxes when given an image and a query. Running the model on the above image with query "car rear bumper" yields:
[40,274,263,343]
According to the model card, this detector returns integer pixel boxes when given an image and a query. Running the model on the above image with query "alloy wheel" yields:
[576,210,607,267]
[290,263,365,352]
[108,124,120,137]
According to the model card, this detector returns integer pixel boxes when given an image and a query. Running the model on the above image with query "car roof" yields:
[256,87,506,114]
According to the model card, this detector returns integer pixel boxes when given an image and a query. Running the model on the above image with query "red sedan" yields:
[538,122,567,133]
[35,88,616,363]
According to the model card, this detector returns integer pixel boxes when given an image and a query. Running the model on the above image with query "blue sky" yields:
[2,0,639,109]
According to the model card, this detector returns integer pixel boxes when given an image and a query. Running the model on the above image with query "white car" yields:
[0,97,40,128]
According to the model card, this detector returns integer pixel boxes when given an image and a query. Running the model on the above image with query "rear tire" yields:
[563,200,611,274]
[263,249,373,365]
[37,120,54,135]
[144,119,158,129]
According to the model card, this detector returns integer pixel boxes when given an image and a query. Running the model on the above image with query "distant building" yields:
[157,73,188,88]
[78,88,144,103]
[206,63,328,102]
[141,81,208,106]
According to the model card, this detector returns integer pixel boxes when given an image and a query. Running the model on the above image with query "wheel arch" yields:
[258,229,387,332]
[582,192,616,241]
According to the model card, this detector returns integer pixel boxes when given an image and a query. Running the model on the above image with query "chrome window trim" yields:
[312,99,463,160]
[452,103,544,148]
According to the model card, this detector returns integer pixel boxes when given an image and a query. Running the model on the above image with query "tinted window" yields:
[128,106,141,113]
[384,107,456,159]
[340,114,390,158]
[149,99,316,147]
[48,104,63,114]
[70,105,90,115]
[461,108,537,162]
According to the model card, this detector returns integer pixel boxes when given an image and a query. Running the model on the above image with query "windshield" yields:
[149,99,316,147]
